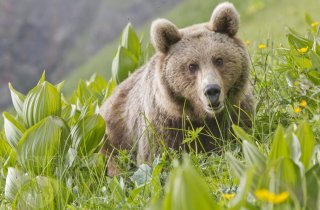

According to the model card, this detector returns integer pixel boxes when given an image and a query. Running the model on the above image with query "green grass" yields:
[1,0,320,209]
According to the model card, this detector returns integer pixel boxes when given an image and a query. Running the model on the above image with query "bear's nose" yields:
[204,84,221,107]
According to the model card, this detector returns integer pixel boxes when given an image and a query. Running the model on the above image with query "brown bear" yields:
[100,2,254,175]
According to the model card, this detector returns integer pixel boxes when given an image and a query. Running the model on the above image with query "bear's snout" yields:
[204,84,221,108]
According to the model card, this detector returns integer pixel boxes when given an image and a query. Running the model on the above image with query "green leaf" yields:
[268,125,290,162]
[37,71,46,85]
[243,140,266,172]
[225,152,246,179]
[17,117,70,174]
[306,164,320,210]
[56,81,65,92]
[23,81,61,127]
[310,51,320,69]
[103,79,116,102]
[121,23,141,59]
[4,167,30,202]
[131,164,152,187]
[3,112,26,149]
[112,46,138,84]
[296,123,315,170]
[70,114,105,156]
[6,170,70,209]
[229,168,255,209]
[162,157,220,210]
[76,80,92,104]
[275,158,303,196]
[108,177,125,203]
[8,83,26,118]
[232,125,253,142]
[306,69,320,85]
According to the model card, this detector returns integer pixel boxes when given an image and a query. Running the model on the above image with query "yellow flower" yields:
[297,46,308,53]
[223,193,236,200]
[294,81,299,86]
[245,40,251,45]
[294,107,301,113]
[299,99,307,108]
[311,21,319,28]
[258,44,266,49]
[255,189,289,204]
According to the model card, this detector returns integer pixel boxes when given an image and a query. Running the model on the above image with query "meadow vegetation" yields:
[1,0,320,209]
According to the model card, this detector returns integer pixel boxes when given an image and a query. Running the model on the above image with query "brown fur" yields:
[100,2,255,175]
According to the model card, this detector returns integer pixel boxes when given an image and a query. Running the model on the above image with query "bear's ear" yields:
[151,19,181,53]
[208,2,239,36]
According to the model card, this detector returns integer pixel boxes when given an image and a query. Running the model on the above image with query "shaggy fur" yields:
[100,2,255,175]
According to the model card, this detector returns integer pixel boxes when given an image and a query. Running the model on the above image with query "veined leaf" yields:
[6,169,69,209]
[310,51,320,69]
[70,114,105,156]
[76,80,92,105]
[232,125,253,142]
[4,167,30,202]
[23,81,61,128]
[121,23,141,59]
[17,117,70,174]
[306,164,320,210]
[8,83,26,118]
[296,123,315,170]
[103,79,116,102]
[243,140,266,172]
[225,152,246,179]
[37,71,46,85]
[3,112,26,149]
[275,158,303,198]
[306,70,320,85]
[131,164,152,187]
[268,125,290,162]
[162,157,220,210]
[112,46,138,84]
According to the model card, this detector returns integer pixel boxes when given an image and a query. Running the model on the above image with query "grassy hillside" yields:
[62,0,320,94]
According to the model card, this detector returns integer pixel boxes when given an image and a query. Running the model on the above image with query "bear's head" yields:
[151,2,250,120]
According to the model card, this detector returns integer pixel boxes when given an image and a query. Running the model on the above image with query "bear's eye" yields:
[213,57,224,67]
[188,63,199,73]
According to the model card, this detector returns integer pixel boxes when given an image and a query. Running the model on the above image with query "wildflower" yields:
[297,46,308,53]
[258,44,266,49]
[223,193,236,200]
[294,107,301,113]
[255,189,289,204]
[311,21,319,28]
[299,99,307,108]
[245,40,250,45]
[293,81,299,86]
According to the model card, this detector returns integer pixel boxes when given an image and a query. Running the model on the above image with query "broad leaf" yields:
[232,125,253,142]
[296,123,315,170]
[112,46,138,84]
[268,125,290,162]
[162,157,220,210]
[4,167,29,202]
[225,152,246,179]
[17,117,70,174]
[23,81,61,127]
[3,112,26,149]
[121,23,141,59]
[306,164,320,210]
[8,83,26,118]
[131,164,152,187]
[70,114,105,156]
[243,140,266,172]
